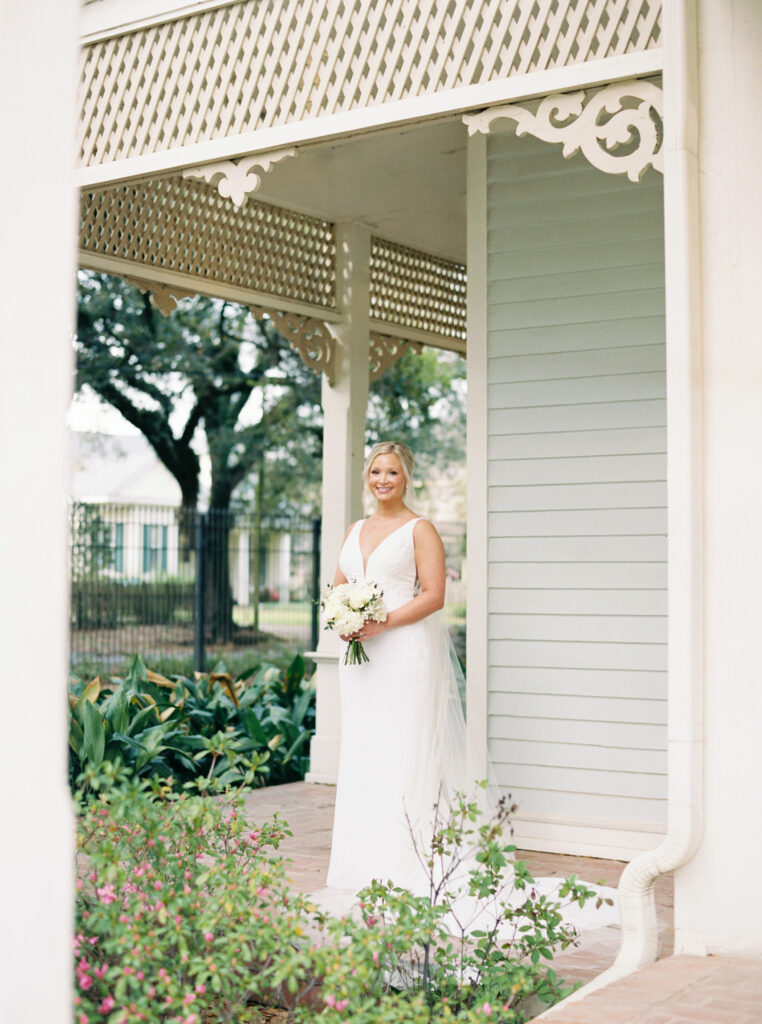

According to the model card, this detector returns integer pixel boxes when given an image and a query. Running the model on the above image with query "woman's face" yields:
[368,452,406,506]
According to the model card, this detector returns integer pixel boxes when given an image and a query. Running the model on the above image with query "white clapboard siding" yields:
[490,665,667,699]
[486,131,666,843]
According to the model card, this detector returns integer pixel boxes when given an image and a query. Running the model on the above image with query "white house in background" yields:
[71,432,184,579]
[71,431,183,506]
[70,431,295,603]
[2,3,760,1019]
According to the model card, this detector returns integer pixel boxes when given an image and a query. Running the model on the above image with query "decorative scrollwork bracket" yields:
[123,276,196,315]
[369,331,423,381]
[250,306,335,385]
[463,80,663,181]
[183,148,296,207]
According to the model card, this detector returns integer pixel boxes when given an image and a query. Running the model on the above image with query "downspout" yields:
[539,0,705,1011]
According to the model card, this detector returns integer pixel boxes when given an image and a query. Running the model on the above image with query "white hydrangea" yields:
[320,580,387,665]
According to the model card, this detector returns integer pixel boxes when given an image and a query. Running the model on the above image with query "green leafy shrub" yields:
[74,770,609,1024]
[71,578,195,629]
[68,653,315,792]
[308,787,607,1023]
[75,764,313,1024]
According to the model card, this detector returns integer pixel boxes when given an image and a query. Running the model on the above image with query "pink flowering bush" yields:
[75,768,607,1024]
[74,763,316,1023]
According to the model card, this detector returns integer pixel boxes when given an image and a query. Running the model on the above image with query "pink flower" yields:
[194,984,206,995]
[182,1015,198,1024]
[96,885,117,905]
[78,974,93,991]
[79,1014,89,1024]
[203,932,214,943]
[183,993,195,1005]
[324,995,336,1008]
[153,880,163,891]
[97,995,115,1013]
[94,965,108,980]
[372,951,379,964]
[136,971,145,982]
[336,1000,349,1012]
[480,1003,492,1016]
[365,916,376,927]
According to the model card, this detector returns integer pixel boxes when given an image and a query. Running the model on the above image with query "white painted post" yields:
[237,530,250,607]
[0,1,77,1021]
[672,0,762,957]
[465,132,490,780]
[277,532,291,605]
[305,222,370,784]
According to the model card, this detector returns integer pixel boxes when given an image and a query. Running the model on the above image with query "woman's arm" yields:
[358,520,445,640]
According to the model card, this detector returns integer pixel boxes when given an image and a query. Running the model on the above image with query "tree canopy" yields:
[75,271,465,517]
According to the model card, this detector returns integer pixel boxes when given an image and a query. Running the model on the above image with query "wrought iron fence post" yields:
[193,511,207,673]
[310,516,321,651]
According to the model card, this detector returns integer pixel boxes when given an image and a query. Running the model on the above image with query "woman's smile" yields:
[368,452,407,505]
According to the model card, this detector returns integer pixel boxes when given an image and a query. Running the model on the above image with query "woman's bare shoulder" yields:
[412,518,443,544]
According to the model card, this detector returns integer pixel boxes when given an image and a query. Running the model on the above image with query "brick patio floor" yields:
[241,782,761,1024]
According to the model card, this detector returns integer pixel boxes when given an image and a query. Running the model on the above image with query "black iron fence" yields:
[69,503,466,677]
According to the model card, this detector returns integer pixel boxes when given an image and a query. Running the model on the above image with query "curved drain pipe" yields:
[537,0,705,1013]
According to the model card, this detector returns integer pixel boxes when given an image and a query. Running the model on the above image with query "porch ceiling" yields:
[253,117,468,265]
[79,116,469,350]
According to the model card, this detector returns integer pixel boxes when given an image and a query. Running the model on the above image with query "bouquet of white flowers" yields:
[320,580,387,665]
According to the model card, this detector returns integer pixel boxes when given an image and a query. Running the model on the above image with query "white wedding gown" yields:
[317,517,619,934]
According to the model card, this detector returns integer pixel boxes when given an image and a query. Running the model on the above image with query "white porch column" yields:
[236,530,250,606]
[306,222,370,784]
[672,0,762,957]
[0,0,77,1021]
[277,532,291,605]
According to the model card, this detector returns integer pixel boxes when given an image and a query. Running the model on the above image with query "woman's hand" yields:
[339,619,388,643]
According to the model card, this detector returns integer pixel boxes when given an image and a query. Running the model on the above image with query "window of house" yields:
[142,524,168,574]
[113,522,124,574]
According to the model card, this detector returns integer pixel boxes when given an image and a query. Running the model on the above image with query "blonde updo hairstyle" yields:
[363,441,415,511]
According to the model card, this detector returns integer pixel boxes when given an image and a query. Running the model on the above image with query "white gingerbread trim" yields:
[250,306,335,385]
[368,331,422,381]
[122,275,196,314]
[463,80,663,182]
[182,148,296,207]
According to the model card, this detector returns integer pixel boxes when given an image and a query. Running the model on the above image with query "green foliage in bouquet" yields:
[68,653,315,793]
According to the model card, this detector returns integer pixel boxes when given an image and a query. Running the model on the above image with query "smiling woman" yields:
[320,441,468,893]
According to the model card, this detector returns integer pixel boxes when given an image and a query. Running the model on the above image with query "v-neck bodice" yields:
[339,517,421,611]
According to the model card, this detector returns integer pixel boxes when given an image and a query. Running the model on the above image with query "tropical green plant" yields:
[68,653,315,792]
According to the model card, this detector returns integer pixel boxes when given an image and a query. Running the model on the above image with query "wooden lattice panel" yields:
[79,0,662,166]
[370,238,467,342]
[79,178,336,309]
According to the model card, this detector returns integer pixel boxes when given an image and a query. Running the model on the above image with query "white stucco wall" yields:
[673,0,762,957]
[0,1,77,1020]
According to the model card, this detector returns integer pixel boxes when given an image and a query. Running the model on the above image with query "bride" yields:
[325,440,467,894]
[319,440,619,935]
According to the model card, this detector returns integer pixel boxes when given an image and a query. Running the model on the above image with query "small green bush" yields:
[71,578,195,629]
